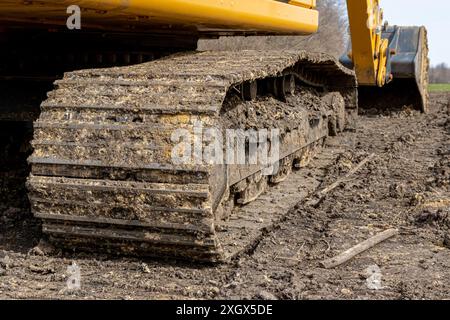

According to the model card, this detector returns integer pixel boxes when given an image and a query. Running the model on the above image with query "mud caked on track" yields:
[0,91,448,299]
[25,50,357,262]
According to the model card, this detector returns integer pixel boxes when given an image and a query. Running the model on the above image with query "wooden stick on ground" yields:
[320,228,399,269]
[318,153,376,197]
[307,153,376,207]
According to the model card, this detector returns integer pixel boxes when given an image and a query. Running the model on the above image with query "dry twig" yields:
[320,228,399,269]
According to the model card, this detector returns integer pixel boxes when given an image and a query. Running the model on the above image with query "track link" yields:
[27,50,356,262]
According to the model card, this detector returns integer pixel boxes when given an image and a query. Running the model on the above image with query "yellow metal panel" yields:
[0,0,319,35]
[346,0,383,86]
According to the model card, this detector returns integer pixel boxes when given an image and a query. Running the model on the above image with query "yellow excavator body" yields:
[1,0,318,34]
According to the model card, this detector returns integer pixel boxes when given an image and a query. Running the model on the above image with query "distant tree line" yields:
[198,0,348,58]
[429,63,450,84]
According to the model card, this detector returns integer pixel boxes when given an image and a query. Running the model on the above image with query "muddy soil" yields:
[0,93,449,300]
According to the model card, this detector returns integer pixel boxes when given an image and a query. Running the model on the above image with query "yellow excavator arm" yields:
[343,0,429,112]
[346,0,390,86]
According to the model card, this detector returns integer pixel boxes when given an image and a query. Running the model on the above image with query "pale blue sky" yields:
[381,0,449,66]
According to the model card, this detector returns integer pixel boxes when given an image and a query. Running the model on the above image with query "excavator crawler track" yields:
[27,50,356,262]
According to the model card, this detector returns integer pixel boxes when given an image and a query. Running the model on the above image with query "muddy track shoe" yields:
[27,50,356,262]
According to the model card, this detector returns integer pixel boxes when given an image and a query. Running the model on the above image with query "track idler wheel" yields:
[241,81,258,101]
[270,156,293,184]
[263,75,296,101]
[235,173,268,205]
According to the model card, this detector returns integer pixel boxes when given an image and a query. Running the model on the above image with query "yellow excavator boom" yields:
[343,0,429,111]
[346,0,389,86]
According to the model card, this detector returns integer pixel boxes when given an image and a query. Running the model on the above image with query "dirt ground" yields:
[0,92,449,300]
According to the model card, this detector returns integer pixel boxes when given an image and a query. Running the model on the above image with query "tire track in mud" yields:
[217,93,450,300]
